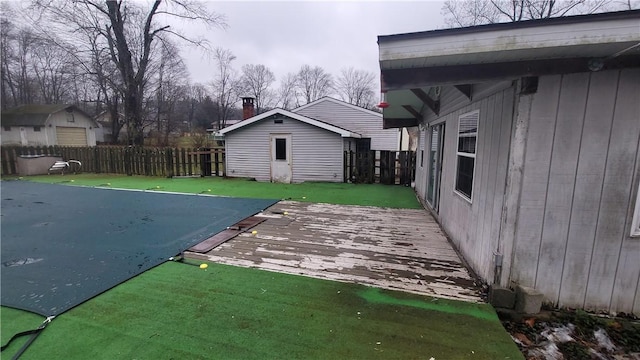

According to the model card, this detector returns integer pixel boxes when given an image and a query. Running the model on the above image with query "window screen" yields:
[455,110,479,200]
[632,179,640,237]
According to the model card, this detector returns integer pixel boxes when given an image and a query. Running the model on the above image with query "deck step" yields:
[188,216,266,253]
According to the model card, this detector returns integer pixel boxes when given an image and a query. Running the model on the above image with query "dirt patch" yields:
[500,309,640,359]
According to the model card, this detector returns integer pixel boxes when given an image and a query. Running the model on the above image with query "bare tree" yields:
[240,64,275,114]
[31,0,226,145]
[184,83,206,130]
[442,0,502,27]
[276,72,298,110]
[31,40,77,103]
[210,47,241,130]
[295,65,333,104]
[1,15,18,108]
[335,67,376,108]
[441,0,632,27]
[0,7,42,107]
[152,41,188,146]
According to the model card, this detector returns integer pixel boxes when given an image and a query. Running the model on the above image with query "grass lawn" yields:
[14,173,421,209]
[1,174,522,359]
[2,262,522,359]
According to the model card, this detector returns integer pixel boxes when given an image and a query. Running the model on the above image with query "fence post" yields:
[343,151,347,183]
[124,146,133,176]
[222,149,226,177]
[214,149,219,176]
[165,148,173,178]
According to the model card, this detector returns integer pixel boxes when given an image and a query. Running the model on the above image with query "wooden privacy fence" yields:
[1,146,225,177]
[344,150,416,185]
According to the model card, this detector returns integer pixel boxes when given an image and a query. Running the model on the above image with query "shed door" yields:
[270,134,292,183]
[56,127,87,146]
[19,127,27,145]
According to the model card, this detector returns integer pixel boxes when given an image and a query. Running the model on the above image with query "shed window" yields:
[3,126,10,131]
[275,138,286,160]
[34,126,41,132]
[632,180,640,237]
[455,110,479,200]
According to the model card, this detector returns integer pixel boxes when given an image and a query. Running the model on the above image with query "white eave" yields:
[379,11,640,70]
[218,108,361,138]
[377,10,640,129]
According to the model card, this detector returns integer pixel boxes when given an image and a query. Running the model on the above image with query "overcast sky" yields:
[182,1,446,88]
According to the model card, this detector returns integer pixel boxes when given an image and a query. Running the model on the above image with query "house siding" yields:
[511,69,640,314]
[1,127,25,145]
[47,111,96,146]
[1,110,96,146]
[294,99,399,150]
[417,84,515,282]
[224,116,344,183]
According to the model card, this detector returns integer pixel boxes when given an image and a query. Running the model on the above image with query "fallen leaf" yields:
[514,332,532,346]
[608,321,622,330]
[524,318,536,328]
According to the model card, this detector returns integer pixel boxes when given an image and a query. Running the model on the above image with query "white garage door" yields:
[56,127,87,146]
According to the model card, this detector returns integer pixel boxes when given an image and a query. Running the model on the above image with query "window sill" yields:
[453,189,473,205]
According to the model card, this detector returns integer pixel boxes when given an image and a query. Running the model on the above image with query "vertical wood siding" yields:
[417,85,515,282]
[512,69,640,314]
[224,116,344,183]
[293,99,400,150]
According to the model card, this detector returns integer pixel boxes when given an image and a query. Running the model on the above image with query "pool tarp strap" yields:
[1,316,54,359]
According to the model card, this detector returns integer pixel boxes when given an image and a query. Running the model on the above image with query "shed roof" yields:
[219,108,362,138]
[2,104,94,127]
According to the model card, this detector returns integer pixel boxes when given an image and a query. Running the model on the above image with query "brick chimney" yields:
[242,97,255,120]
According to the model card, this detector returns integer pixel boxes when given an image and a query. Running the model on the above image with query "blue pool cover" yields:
[1,181,277,316]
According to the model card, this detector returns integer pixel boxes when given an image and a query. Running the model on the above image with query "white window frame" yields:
[632,179,640,237]
[454,110,479,203]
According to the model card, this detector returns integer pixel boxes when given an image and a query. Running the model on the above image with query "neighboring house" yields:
[2,104,97,146]
[291,97,405,152]
[219,96,408,183]
[378,10,640,315]
[94,110,123,144]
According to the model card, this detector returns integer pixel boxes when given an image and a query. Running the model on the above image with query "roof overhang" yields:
[219,108,362,138]
[378,10,640,128]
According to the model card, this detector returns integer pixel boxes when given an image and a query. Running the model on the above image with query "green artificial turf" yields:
[2,262,522,359]
[14,174,421,209]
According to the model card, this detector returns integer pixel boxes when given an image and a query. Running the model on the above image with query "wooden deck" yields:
[186,201,482,303]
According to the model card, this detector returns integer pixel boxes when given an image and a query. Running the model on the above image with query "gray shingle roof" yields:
[1,104,79,127]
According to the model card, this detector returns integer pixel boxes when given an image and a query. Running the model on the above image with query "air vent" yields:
[274,119,283,124]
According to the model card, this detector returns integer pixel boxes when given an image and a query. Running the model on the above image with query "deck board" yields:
[186,201,482,302]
